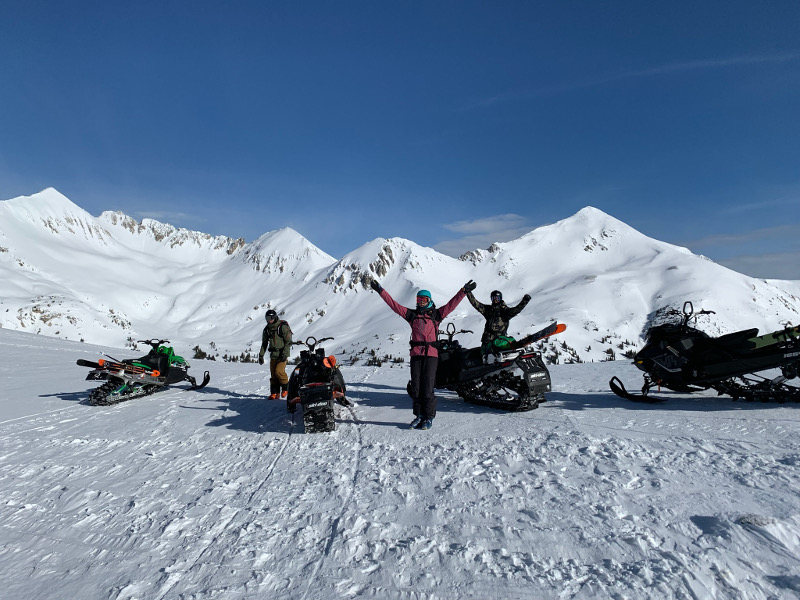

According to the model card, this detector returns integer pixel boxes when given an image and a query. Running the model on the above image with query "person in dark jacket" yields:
[370,278,476,430]
[466,289,531,347]
[258,309,293,399]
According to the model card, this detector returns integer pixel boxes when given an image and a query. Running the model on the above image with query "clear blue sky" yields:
[2,1,799,278]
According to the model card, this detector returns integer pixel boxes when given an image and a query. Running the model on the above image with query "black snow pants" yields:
[409,355,438,418]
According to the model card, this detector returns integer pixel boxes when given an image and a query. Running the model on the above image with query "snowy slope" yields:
[0,189,337,350]
[1,189,799,365]
[459,207,800,361]
[2,328,799,599]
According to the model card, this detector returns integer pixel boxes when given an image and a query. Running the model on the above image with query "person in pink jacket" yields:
[370,278,476,430]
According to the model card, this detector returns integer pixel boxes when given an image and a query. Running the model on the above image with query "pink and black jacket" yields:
[378,288,466,358]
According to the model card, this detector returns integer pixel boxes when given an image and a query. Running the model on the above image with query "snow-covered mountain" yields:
[1,188,799,362]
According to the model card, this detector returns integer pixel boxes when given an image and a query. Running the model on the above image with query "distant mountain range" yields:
[2,188,798,364]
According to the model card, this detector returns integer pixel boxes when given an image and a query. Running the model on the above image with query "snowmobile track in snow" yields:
[299,399,366,599]
[244,415,297,505]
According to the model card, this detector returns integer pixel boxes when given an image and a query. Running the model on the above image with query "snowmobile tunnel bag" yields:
[482,336,516,354]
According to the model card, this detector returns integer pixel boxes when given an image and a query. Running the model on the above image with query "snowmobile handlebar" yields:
[137,339,170,349]
[292,336,334,352]
[681,302,715,328]
[437,322,473,341]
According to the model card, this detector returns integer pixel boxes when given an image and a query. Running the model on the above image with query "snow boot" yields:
[415,418,433,430]
[409,416,422,429]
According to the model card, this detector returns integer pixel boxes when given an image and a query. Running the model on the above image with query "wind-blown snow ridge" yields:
[1,188,799,363]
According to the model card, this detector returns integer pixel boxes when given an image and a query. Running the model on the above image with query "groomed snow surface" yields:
[1,328,799,600]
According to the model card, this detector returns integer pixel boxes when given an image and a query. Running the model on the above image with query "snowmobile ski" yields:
[509,322,567,350]
[187,370,211,391]
[609,376,668,403]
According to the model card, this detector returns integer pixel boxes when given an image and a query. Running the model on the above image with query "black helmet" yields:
[491,290,503,302]
[265,309,278,322]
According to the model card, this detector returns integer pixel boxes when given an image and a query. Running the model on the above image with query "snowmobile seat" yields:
[461,347,484,368]
[714,328,760,351]
[132,352,170,373]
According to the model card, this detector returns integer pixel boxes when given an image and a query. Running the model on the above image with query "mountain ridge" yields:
[1,188,798,364]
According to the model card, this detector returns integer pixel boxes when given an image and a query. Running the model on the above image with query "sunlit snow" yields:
[1,329,799,599]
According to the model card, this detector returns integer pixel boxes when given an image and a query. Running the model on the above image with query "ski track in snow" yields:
[2,335,800,599]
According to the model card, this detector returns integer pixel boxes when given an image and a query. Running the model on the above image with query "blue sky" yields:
[2,1,799,279]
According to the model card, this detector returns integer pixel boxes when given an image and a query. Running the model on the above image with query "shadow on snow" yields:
[186,386,294,434]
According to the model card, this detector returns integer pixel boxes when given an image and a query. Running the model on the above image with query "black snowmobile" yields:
[434,321,566,411]
[77,339,210,405]
[287,335,349,433]
[609,301,800,403]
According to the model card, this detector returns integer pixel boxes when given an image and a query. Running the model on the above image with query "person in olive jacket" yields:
[370,278,476,430]
[258,309,293,399]
[466,289,531,346]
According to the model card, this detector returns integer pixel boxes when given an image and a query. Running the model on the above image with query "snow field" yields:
[1,330,799,599]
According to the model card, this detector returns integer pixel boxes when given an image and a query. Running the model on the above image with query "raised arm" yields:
[465,290,488,317]
[439,281,475,319]
[505,293,532,319]
[371,279,410,320]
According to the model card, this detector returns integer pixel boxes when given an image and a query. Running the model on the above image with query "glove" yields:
[258,355,264,365]
[463,280,477,293]
[523,294,531,302]
[370,279,383,293]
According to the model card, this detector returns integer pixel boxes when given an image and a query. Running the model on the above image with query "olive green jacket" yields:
[259,320,293,361]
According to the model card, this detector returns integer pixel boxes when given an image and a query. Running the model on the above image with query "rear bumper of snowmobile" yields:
[300,382,335,413]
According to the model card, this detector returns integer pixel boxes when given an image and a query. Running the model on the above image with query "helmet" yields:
[416,289,433,308]
[265,309,278,322]
[491,290,503,303]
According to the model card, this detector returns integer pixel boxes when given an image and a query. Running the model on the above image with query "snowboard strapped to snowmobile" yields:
[287,335,349,433]
[434,321,566,411]
[76,339,210,405]
[609,301,800,403]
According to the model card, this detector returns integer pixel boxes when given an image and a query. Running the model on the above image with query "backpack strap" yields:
[277,320,292,337]
[406,307,441,355]
[405,306,441,325]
